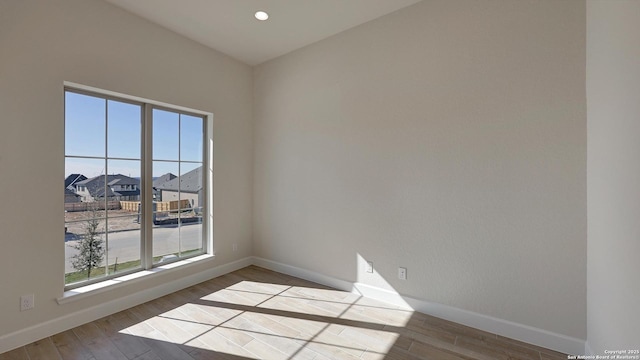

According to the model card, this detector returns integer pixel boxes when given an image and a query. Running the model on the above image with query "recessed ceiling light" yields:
[255,11,269,21]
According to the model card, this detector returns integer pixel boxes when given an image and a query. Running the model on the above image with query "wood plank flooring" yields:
[1,266,569,360]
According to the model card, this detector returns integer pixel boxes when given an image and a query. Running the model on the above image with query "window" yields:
[64,87,209,289]
[151,108,204,264]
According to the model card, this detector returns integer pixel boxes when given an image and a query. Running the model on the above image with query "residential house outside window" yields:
[64,87,208,289]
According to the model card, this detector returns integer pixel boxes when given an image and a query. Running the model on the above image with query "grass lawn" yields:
[65,249,203,285]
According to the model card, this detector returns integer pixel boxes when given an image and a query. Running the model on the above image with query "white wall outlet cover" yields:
[366,261,374,273]
[20,294,34,311]
[398,267,407,280]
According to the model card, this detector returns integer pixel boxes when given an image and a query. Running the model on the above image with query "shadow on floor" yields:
[3,266,569,360]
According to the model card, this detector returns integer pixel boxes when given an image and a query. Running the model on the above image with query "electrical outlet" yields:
[232,243,238,252]
[398,267,407,280]
[20,294,34,311]
[366,261,374,273]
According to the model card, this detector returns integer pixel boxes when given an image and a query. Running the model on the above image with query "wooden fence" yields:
[120,200,190,213]
[167,199,190,211]
[64,201,120,212]
[120,201,140,212]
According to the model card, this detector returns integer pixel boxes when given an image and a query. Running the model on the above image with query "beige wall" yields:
[254,0,587,339]
[0,0,600,350]
[587,0,640,352]
[0,0,252,339]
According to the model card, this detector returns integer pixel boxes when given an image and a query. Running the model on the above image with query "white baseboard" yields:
[585,341,593,355]
[0,257,252,354]
[252,256,355,292]
[1,256,586,356]
[252,256,586,355]
[351,282,414,309]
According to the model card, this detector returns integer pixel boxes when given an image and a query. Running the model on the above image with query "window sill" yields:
[57,254,214,305]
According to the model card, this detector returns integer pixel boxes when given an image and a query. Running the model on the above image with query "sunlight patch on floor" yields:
[119,279,407,359]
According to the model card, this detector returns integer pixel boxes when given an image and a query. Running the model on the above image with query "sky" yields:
[65,91,203,179]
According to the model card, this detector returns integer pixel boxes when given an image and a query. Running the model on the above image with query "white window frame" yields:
[64,82,213,291]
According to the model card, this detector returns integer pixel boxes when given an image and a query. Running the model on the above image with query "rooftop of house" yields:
[76,174,140,187]
[64,174,87,189]
[156,167,202,193]
[153,173,177,188]
[75,174,141,198]
[64,188,79,196]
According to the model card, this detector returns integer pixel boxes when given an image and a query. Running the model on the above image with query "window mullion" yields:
[142,104,154,269]
[205,115,211,254]
[178,114,182,258]
[104,99,109,276]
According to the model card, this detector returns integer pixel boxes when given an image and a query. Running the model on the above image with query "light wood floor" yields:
[1,266,568,360]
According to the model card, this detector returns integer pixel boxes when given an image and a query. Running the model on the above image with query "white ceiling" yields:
[104,0,423,66]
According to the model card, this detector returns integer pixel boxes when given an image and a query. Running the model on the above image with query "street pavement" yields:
[65,224,203,273]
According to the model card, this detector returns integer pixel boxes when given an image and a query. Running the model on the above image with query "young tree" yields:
[70,201,105,279]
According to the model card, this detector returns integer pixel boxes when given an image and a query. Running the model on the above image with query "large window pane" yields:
[107,159,141,179]
[106,159,141,219]
[65,157,105,180]
[65,92,105,158]
[64,213,107,284]
[65,88,207,288]
[106,215,141,276]
[153,161,178,203]
[152,223,180,264]
[179,162,202,211]
[153,109,179,161]
[180,162,201,176]
[178,163,203,255]
[181,214,203,255]
[180,221,202,257]
[152,161,180,263]
[179,163,202,204]
[180,114,203,162]
[107,100,141,159]
[65,158,107,207]
[151,162,204,261]
[65,157,107,278]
